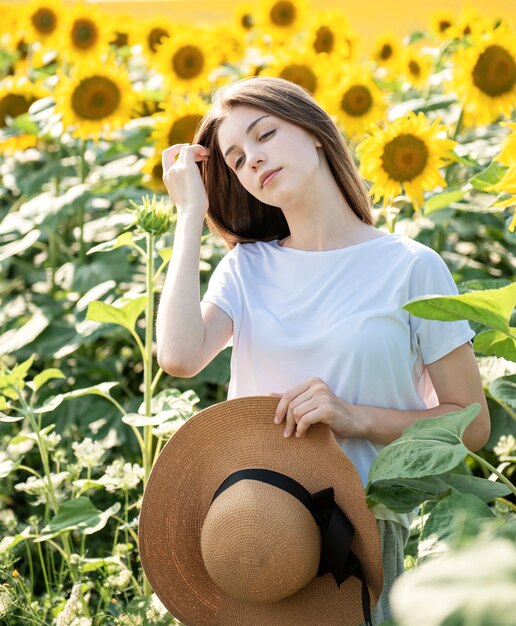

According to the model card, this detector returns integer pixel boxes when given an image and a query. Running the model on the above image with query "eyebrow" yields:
[223,115,271,160]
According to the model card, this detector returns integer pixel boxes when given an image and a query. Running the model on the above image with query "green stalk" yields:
[468,451,516,496]
[143,232,155,487]
[35,541,51,596]
[78,138,88,263]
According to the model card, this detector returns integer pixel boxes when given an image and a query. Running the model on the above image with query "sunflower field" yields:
[0,0,515,624]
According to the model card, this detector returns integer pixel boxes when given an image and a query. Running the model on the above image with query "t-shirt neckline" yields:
[270,233,396,255]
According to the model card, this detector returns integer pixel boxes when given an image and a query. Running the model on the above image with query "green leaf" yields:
[37,497,121,540]
[86,296,147,333]
[31,368,65,392]
[10,113,39,134]
[474,330,516,362]
[390,538,516,626]
[488,374,516,409]
[87,231,135,255]
[366,470,509,513]
[11,355,36,383]
[367,404,480,483]
[422,494,495,545]
[34,382,120,414]
[424,188,465,215]
[402,283,516,334]
[469,161,508,191]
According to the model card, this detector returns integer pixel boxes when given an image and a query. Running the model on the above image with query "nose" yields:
[247,149,265,170]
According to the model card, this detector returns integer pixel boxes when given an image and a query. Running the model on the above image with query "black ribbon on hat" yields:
[212,468,373,626]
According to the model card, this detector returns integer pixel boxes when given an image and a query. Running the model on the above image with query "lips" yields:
[260,168,282,188]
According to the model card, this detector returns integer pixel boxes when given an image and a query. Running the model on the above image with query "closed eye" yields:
[235,129,276,169]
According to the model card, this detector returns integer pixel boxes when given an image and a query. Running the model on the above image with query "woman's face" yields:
[217,105,322,206]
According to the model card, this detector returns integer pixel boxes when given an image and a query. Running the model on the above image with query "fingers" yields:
[162,143,210,174]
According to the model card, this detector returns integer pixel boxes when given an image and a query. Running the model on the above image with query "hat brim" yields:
[138,395,383,626]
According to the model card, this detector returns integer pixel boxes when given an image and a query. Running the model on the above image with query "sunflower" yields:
[137,17,174,61]
[233,3,257,36]
[54,59,138,140]
[371,34,403,71]
[108,14,138,51]
[141,151,166,193]
[318,63,387,138]
[203,23,245,66]
[299,10,358,61]
[55,1,113,64]
[150,94,209,153]
[429,10,456,39]
[448,28,516,127]
[444,6,492,39]
[484,121,516,232]
[255,0,310,40]
[400,45,434,90]
[153,27,223,95]
[356,111,457,211]
[21,0,63,45]
[0,75,48,154]
[258,47,329,96]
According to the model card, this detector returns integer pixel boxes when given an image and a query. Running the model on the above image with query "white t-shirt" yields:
[201,233,476,528]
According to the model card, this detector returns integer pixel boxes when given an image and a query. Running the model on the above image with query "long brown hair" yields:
[194,77,373,250]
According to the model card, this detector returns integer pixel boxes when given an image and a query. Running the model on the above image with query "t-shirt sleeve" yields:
[201,246,241,347]
[408,250,476,365]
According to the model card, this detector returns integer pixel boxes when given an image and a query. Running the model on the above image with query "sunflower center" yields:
[439,20,452,32]
[382,134,429,182]
[152,162,163,180]
[0,94,35,127]
[17,39,29,59]
[408,60,421,76]
[472,44,515,97]
[280,64,317,93]
[168,114,203,145]
[270,1,296,27]
[111,32,128,48]
[72,19,98,50]
[148,28,169,53]
[172,46,205,80]
[71,76,121,120]
[241,14,254,29]
[380,44,392,60]
[314,26,334,53]
[32,8,57,34]
[340,85,372,117]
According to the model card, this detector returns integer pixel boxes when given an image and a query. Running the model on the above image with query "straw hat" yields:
[138,395,383,626]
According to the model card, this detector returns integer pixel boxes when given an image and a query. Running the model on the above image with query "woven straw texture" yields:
[138,395,383,626]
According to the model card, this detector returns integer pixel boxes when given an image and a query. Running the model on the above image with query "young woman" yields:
[156,76,490,624]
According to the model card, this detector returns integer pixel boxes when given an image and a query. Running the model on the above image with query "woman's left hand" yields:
[271,377,359,439]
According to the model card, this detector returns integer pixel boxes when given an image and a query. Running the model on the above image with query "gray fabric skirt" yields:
[360,519,410,626]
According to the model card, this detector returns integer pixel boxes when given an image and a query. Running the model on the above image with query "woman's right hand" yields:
[162,143,210,219]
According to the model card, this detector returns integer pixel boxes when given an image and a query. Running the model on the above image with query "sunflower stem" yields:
[78,138,88,263]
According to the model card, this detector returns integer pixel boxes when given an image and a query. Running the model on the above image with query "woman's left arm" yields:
[275,342,491,452]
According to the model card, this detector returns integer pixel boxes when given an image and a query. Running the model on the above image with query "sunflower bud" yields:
[130,195,175,236]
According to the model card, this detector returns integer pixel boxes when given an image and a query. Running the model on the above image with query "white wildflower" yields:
[72,438,106,469]
[145,593,168,623]
[0,587,13,618]
[99,460,144,493]
[69,619,91,626]
[15,471,69,496]
[55,583,84,626]
[493,434,516,458]
[152,417,187,439]
[0,508,16,530]
[6,436,34,459]
[43,432,62,451]
[117,615,144,626]
[107,566,132,591]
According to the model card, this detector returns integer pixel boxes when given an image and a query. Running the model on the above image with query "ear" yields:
[314,138,322,148]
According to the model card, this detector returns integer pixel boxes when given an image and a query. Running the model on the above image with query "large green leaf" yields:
[474,330,516,362]
[367,470,510,513]
[86,295,147,333]
[37,497,121,540]
[87,231,136,255]
[34,381,120,414]
[402,283,516,334]
[367,404,480,483]
[390,538,516,626]
[422,493,495,543]
[488,374,516,409]
[424,188,466,215]
[469,161,508,191]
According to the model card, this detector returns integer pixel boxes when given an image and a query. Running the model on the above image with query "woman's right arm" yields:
[156,144,233,377]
